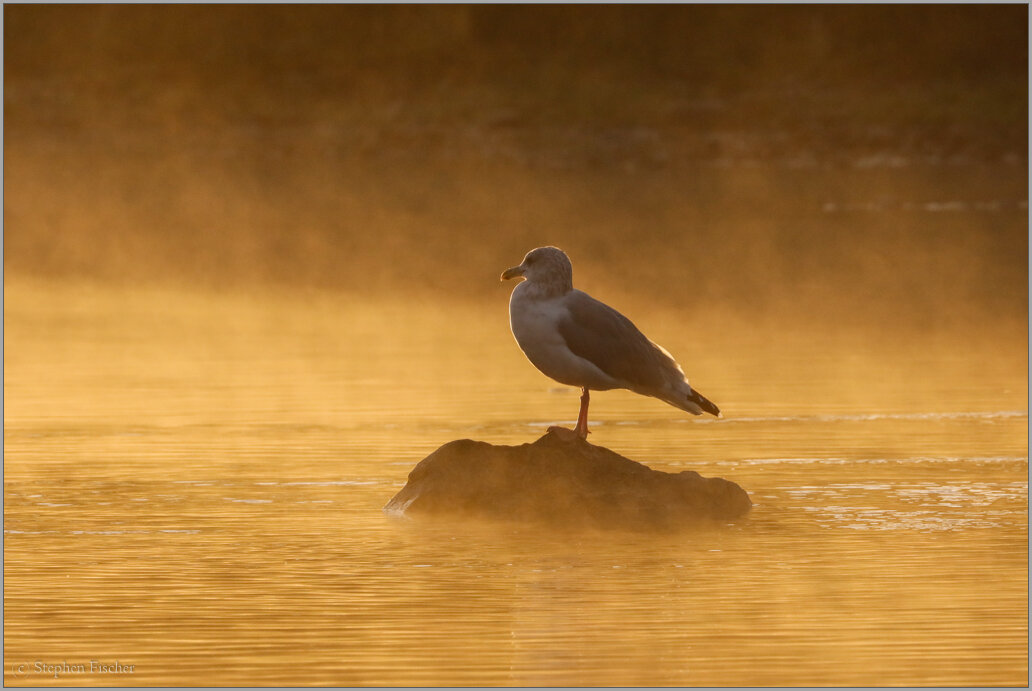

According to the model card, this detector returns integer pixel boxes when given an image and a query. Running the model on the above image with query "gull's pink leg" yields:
[574,387,590,439]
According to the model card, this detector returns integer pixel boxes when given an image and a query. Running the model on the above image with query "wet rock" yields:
[384,429,751,530]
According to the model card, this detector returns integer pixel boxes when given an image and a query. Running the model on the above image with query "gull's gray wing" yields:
[557,290,683,392]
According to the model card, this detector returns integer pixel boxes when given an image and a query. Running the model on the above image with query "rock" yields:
[384,429,751,530]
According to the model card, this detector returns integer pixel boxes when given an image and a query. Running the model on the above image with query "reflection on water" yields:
[4,279,1027,686]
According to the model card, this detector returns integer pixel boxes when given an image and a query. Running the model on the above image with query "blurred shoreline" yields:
[4,5,1027,339]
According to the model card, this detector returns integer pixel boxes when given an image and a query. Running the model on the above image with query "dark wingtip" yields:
[689,389,721,417]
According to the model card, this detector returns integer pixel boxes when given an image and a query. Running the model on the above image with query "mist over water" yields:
[4,6,1027,333]
[4,6,1028,687]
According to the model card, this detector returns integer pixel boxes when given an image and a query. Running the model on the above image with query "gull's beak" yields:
[500,264,525,281]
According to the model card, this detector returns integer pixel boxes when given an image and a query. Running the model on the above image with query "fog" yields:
[4,5,1028,339]
[4,9,1029,685]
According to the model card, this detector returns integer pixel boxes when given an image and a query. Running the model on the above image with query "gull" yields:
[501,246,720,439]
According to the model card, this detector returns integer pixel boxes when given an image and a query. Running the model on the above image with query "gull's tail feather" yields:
[688,388,721,417]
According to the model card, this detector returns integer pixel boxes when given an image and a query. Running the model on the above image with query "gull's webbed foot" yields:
[546,425,587,442]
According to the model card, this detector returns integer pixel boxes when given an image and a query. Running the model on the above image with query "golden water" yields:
[4,278,1027,686]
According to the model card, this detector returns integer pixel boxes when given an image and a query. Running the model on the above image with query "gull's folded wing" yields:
[557,290,684,393]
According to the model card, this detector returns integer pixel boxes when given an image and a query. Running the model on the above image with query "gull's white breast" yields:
[508,282,620,390]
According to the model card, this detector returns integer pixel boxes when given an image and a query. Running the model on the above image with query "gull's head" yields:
[501,246,573,294]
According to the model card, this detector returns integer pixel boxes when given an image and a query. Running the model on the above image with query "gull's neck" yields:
[523,273,572,300]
